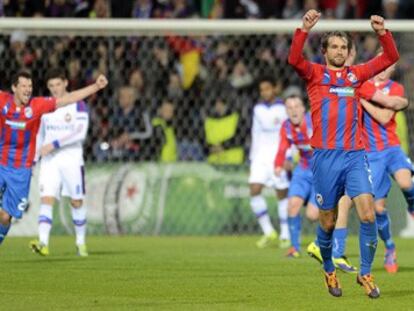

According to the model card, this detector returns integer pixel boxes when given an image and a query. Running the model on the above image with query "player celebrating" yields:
[249,77,290,248]
[288,10,399,298]
[30,68,91,257]
[0,70,107,250]
[274,95,318,258]
[327,63,409,274]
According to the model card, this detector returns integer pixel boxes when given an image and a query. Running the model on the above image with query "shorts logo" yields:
[24,107,33,118]
[316,193,323,206]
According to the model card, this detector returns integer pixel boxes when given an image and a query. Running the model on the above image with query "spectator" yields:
[203,97,246,165]
[150,100,178,162]
[89,0,110,18]
[229,60,253,90]
[45,0,75,17]
[132,0,153,18]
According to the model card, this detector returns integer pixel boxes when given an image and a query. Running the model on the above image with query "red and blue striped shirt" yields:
[0,91,56,168]
[361,79,404,152]
[275,112,313,169]
[288,28,399,150]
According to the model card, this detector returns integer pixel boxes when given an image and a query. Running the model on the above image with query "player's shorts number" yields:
[17,198,29,212]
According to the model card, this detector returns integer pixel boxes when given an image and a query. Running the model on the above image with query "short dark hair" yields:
[12,71,32,86]
[45,68,67,82]
[284,95,305,106]
[258,76,276,86]
[321,31,352,53]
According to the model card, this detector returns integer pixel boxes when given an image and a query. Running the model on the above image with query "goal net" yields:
[4,18,413,236]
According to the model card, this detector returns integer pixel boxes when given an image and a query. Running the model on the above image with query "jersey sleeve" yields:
[32,97,57,116]
[274,124,291,168]
[357,81,376,100]
[288,28,315,81]
[390,83,405,97]
[353,31,399,82]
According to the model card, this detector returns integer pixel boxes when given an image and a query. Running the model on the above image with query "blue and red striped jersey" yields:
[0,91,56,168]
[275,112,313,169]
[362,79,404,152]
[288,28,399,150]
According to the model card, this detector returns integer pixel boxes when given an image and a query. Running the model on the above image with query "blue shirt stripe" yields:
[7,129,18,166]
[321,97,330,148]
[363,111,376,151]
[21,130,31,165]
[350,99,357,149]
[335,97,347,149]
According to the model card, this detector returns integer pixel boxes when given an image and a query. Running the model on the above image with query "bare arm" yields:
[56,75,108,108]
[287,10,321,80]
[371,91,408,111]
[361,98,394,125]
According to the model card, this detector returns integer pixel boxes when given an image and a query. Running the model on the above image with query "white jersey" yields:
[36,101,89,163]
[37,101,89,199]
[249,99,288,164]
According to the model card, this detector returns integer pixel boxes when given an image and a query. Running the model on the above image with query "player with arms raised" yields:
[30,68,91,257]
[288,10,399,298]
[0,70,107,250]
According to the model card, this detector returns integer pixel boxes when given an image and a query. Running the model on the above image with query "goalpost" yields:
[2,18,413,236]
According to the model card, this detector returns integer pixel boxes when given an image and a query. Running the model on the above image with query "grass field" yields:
[2,235,414,311]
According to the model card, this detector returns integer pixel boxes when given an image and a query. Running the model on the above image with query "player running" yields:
[0,70,107,250]
[288,10,399,298]
[30,68,91,257]
[249,76,290,249]
[274,95,318,258]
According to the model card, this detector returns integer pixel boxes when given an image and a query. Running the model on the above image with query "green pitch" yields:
[2,236,414,311]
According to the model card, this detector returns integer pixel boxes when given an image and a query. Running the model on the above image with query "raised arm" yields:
[355,16,399,82]
[56,75,108,108]
[361,98,394,126]
[288,10,321,80]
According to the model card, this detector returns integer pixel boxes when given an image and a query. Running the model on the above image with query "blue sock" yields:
[359,221,378,276]
[288,215,301,251]
[332,228,347,259]
[317,225,335,273]
[403,184,414,211]
[0,223,10,245]
[376,211,395,250]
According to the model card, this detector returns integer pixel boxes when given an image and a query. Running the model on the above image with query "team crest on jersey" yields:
[316,193,324,206]
[346,72,358,83]
[65,113,72,122]
[382,87,390,95]
[24,107,33,118]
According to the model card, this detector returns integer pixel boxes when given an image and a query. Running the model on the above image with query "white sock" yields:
[38,204,53,246]
[72,205,87,246]
[250,195,275,235]
[278,198,290,240]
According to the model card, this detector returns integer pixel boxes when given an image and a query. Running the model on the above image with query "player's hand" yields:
[370,15,386,36]
[95,74,108,90]
[302,9,321,32]
[274,166,283,176]
[40,143,54,157]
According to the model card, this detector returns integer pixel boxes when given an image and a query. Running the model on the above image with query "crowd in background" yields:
[0,0,412,162]
[0,0,413,20]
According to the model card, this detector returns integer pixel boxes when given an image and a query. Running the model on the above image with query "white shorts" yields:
[248,160,290,190]
[39,156,85,200]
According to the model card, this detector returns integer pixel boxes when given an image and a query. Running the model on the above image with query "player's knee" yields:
[306,208,319,222]
[398,179,413,191]
[319,217,335,232]
[360,209,375,223]
[70,200,83,208]
[0,210,11,225]
[374,201,386,214]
